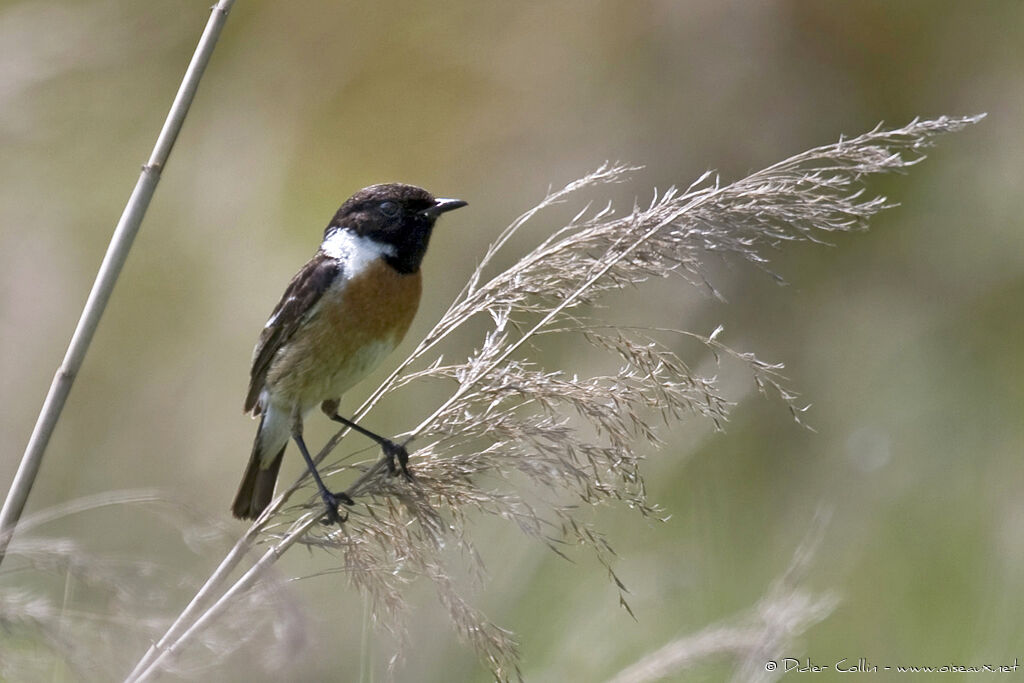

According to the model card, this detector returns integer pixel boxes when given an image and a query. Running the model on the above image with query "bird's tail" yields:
[232,407,290,520]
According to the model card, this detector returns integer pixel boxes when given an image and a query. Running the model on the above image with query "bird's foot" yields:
[382,439,413,480]
[318,489,355,526]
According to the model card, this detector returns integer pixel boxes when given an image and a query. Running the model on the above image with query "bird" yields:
[232,183,467,522]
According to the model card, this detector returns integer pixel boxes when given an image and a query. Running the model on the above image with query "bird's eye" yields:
[379,201,400,217]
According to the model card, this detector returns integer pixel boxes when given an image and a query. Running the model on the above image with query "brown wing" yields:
[244,255,341,414]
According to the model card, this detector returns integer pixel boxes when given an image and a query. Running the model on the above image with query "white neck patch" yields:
[321,228,395,276]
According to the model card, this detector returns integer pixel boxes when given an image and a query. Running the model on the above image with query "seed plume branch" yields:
[127,115,982,681]
[608,511,838,683]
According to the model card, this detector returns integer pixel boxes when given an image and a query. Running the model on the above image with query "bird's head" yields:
[323,183,467,274]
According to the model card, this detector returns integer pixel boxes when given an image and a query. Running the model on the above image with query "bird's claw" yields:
[382,440,413,480]
[318,490,355,526]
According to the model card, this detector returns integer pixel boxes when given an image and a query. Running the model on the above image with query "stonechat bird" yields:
[232,183,467,522]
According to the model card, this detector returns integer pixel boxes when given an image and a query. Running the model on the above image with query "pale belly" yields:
[307,337,396,409]
[265,325,402,415]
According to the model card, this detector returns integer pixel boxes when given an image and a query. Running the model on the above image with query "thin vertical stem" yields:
[0,0,238,565]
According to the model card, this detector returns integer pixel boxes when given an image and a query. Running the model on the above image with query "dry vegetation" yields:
[126,115,979,680]
[2,116,981,681]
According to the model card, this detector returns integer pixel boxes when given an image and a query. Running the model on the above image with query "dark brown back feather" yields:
[244,255,341,414]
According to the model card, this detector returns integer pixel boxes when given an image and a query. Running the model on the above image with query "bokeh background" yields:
[2,1,1022,681]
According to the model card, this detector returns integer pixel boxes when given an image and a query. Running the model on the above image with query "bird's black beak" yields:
[419,197,467,219]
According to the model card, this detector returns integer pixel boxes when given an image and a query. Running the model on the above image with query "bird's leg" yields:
[291,412,354,525]
[321,399,413,479]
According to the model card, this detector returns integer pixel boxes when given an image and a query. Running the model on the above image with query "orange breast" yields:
[267,260,422,410]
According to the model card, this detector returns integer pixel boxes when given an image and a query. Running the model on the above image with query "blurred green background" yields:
[1,1,1021,681]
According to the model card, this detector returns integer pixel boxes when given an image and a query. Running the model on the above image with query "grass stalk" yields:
[0,0,239,566]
